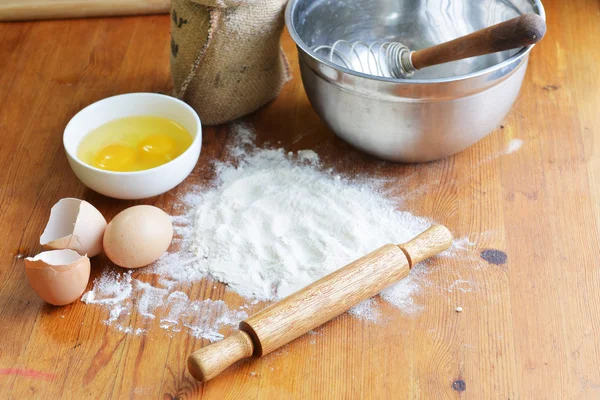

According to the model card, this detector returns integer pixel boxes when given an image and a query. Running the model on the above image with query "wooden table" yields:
[1,0,599,398]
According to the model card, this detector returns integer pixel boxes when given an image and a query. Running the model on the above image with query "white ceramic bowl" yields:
[64,93,202,200]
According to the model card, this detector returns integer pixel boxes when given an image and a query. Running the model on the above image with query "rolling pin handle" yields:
[187,331,255,382]
[398,225,453,267]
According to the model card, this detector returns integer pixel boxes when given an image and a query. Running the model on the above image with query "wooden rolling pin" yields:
[188,224,453,381]
[0,0,170,21]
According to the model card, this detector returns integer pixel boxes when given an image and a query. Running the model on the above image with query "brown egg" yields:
[103,205,173,269]
[25,250,91,306]
[40,198,107,257]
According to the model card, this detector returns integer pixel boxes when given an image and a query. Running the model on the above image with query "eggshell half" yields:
[103,205,173,269]
[40,198,107,257]
[25,249,91,306]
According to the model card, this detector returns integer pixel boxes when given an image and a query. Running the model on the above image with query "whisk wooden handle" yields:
[188,225,452,382]
[411,14,546,70]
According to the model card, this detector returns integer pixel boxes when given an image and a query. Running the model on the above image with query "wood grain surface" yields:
[1,0,599,398]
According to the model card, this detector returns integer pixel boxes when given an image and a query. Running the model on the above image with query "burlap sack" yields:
[170,0,291,126]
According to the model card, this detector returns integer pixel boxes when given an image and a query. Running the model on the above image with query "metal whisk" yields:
[313,41,416,79]
[310,14,546,79]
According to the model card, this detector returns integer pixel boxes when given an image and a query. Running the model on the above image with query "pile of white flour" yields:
[157,125,432,301]
[83,123,443,339]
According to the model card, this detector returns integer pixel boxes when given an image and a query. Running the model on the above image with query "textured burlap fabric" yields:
[170,0,291,126]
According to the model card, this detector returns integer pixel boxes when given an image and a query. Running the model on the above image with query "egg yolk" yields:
[78,117,192,172]
[138,134,179,167]
[93,144,137,172]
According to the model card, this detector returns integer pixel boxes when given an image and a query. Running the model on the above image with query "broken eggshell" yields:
[25,249,91,306]
[40,198,107,257]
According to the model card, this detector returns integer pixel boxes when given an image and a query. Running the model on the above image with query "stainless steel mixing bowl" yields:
[285,0,545,162]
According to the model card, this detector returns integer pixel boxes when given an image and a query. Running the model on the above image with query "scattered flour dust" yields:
[82,271,246,341]
[481,138,525,164]
[505,139,523,154]
[82,122,471,338]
